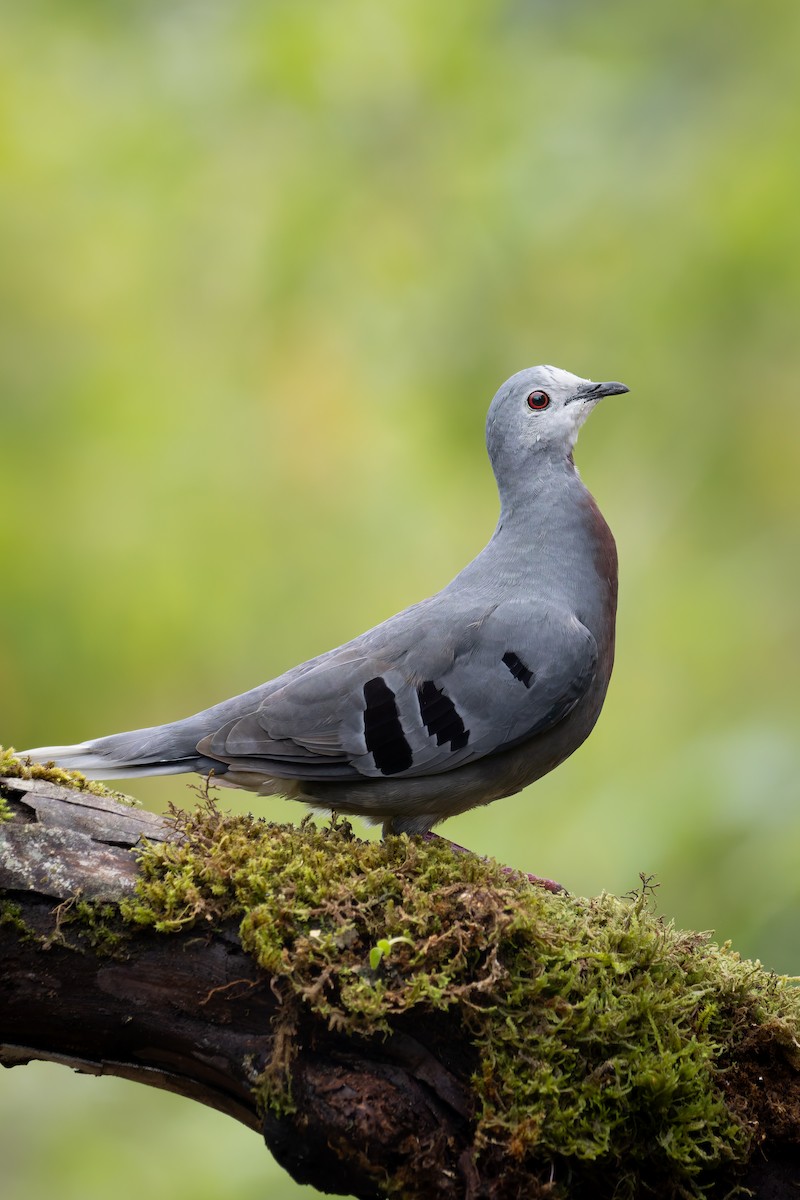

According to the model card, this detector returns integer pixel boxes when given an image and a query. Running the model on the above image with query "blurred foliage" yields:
[1,1,799,1197]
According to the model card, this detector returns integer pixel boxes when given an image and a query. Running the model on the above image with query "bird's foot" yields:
[420,831,567,895]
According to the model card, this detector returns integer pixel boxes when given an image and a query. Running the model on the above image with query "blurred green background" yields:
[2,2,799,1197]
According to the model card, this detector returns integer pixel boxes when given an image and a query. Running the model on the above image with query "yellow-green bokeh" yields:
[2,3,799,1197]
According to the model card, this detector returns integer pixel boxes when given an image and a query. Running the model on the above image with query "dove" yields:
[22,365,628,836]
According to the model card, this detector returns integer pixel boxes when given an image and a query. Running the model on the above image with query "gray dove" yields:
[23,365,628,836]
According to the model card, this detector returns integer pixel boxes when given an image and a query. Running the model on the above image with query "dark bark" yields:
[0,774,798,1199]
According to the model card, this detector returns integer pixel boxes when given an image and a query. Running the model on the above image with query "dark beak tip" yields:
[599,381,629,397]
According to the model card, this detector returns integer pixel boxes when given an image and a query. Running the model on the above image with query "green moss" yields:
[0,899,34,939]
[0,746,138,806]
[0,792,10,822]
[51,898,132,957]
[122,800,800,1199]
[0,893,131,955]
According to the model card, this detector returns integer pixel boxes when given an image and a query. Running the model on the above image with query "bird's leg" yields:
[420,831,567,895]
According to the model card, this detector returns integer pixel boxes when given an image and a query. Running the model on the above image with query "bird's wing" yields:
[198,598,598,781]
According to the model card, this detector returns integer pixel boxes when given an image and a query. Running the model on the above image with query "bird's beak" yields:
[583,380,629,399]
[566,379,628,408]
[566,381,629,406]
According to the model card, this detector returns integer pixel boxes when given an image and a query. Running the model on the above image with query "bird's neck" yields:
[494,452,583,536]
[470,453,617,616]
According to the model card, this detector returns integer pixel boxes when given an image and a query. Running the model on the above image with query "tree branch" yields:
[0,774,474,1197]
[1,766,799,1199]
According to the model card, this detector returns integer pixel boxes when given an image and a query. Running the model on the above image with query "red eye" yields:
[527,390,550,410]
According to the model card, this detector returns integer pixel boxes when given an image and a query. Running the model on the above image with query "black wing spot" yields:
[363,677,413,775]
[417,681,469,752]
[502,651,534,689]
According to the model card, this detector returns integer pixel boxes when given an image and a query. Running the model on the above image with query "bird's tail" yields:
[19,681,276,781]
[20,720,223,781]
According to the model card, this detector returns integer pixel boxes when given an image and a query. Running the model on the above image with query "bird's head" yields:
[485,365,629,473]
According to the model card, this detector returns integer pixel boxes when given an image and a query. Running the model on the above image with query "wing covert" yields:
[199,602,598,782]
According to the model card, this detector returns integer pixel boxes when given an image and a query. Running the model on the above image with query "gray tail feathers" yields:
[20,720,226,781]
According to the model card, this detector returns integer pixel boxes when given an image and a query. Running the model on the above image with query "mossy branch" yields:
[1,751,800,1199]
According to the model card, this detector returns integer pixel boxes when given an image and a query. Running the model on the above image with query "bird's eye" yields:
[526,390,550,410]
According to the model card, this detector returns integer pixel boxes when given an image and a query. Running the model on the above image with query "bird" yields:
[22,365,628,838]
